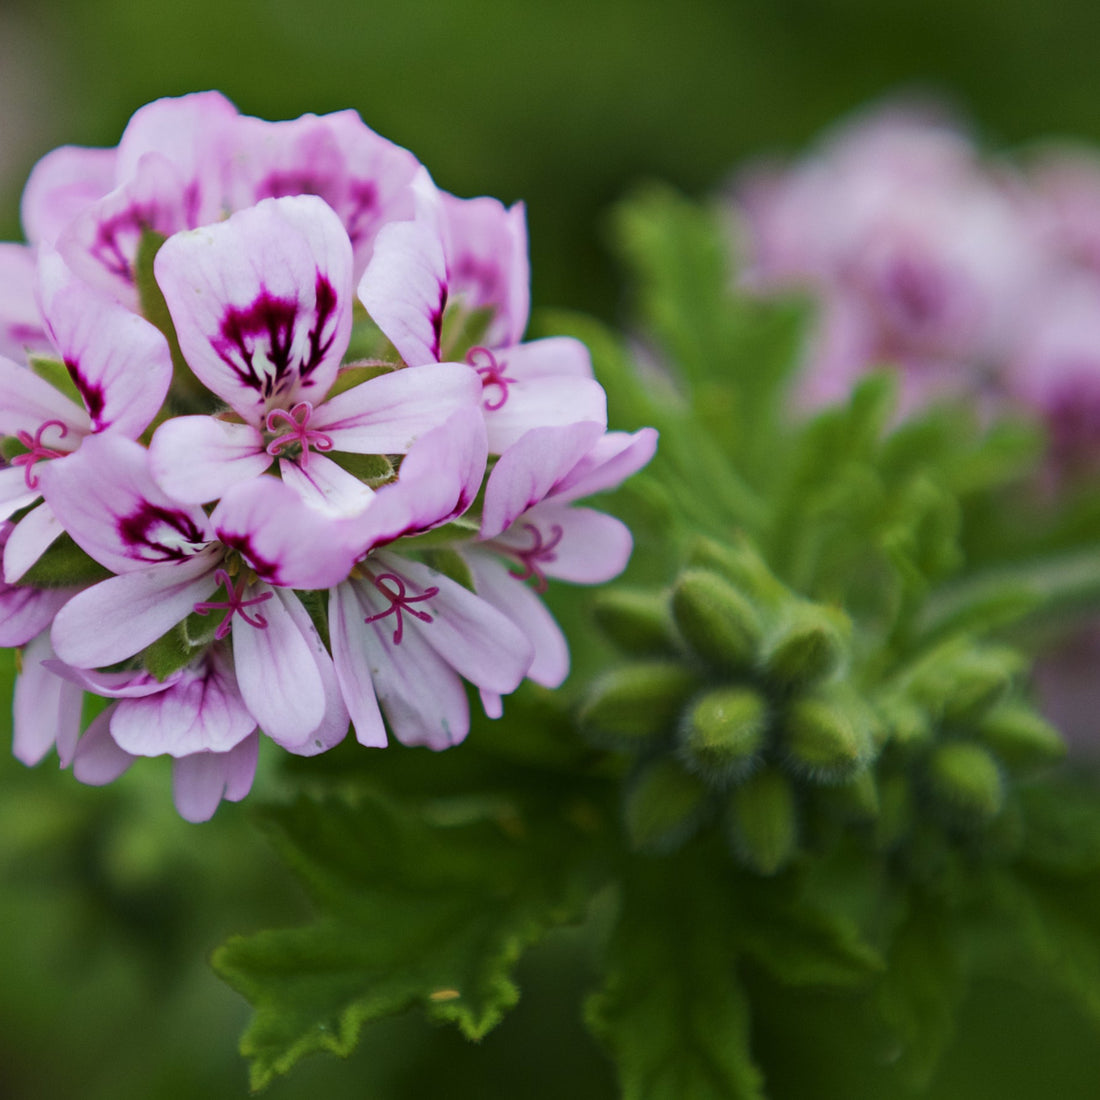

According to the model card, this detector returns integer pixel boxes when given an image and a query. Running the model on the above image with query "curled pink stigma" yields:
[363,572,439,645]
[265,401,334,469]
[467,346,517,412]
[507,522,564,593]
[11,420,70,489]
[193,568,274,640]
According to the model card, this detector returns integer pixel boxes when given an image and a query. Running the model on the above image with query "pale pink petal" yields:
[13,630,83,765]
[231,584,326,746]
[0,579,73,647]
[72,708,136,785]
[149,416,268,503]
[154,195,353,421]
[110,650,255,757]
[328,582,387,747]
[466,548,569,688]
[492,503,633,584]
[211,475,360,588]
[278,454,374,516]
[43,662,183,698]
[550,427,659,504]
[116,91,239,225]
[37,246,173,435]
[479,690,504,719]
[50,557,218,668]
[0,467,43,524]
[497,335,593,381]
[483,374,607,454]
[0,353,89,438]
[57,153,197,307]
[171,732,259,823]
[368,551,533,694]
[357,196,449,366]
[479,421,604,539]
[442,193,529,348]
[3,501,64,582]
[312,362,481,453]
[354,584,470,749]
[38,434,213,575]
[275,588,349,755]
[0,244,50,357]
[20,145,117,246]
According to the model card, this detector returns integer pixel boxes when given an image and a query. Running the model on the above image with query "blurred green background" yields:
[4,1,1100,1096]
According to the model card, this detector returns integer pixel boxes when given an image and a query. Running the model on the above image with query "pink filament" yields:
[363,572,439,645]
[507,522,564,593]
[11,420,69,489]
[467,346,517,412]
[193,568,274,640]
[265,401,335,469]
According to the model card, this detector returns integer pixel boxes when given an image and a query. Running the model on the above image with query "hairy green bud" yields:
[680,686,768,783]
[977,701,1065,769]
[580,661,698,747]
[623,758,710,853]
[591,588,679,656]
[671,568,761,672]
[760,600,850,688]
[726,768,799,875]
[783,690,876,783]
[927,741,1005,825]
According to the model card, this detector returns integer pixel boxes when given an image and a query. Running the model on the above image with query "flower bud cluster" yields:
[585,537,1064,875]
[0,93,656,820]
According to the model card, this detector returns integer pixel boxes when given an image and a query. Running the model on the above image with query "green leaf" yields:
[875,890,967,1086]
[585,858,765,1100]
[15,531,112,589]
[730,870,884,989]
[28,353,83,404]
[214,791,601,1091]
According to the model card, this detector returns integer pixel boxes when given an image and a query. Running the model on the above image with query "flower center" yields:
[362,572,439,645]
[265,401,335,469]
[506,522,564,593]
[467,346,517,412]
[10,420,70,489]
[193,568,274,640]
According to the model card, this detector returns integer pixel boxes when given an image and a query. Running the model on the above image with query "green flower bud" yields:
[591,588,679,656]
[726,768,799,875]
[671,568,762,672]
[623,758,710,853]
[580,661,698,748]
[687,536,787,607]
[877,692,932,750]
[680,686,768,784]
[977,701,1065,769]
[760,600,850,688]
[906,641,1023,724]
[927,741,1004,826]
[782,690,875,783]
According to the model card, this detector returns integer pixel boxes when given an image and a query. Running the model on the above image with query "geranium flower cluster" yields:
[733,101,1100,474]
[0,93,656,820]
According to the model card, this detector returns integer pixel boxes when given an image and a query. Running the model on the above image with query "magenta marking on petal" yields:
[430,283,448,361]
[306,274,339,382]
[117,502,207,563]
[466,346,517,412]
[344,181,378,245]
[256,171,331,202]
[506,522,564,593]
[214,290,299,400]
[193,567,274,640]
[65,357,106,425]
[219,530,280,584]
[92,205,157,284]
[363,571,438,645]
[11,419,69,489]
[264,400,334,469]
[6,323,46,345]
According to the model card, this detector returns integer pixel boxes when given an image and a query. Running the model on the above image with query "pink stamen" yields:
[10,420,70,489]
[265,401,335,469]
[507,522,564,593]
[467,346,517,412]
[193,568,274,640]
[363,572,439,645]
